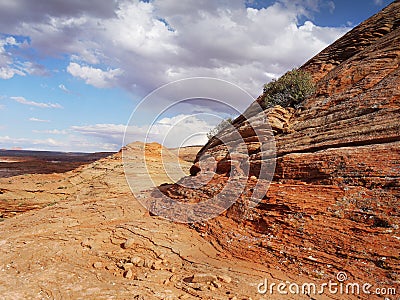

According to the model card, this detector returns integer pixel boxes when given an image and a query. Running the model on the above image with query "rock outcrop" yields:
[1,3,399,298]
[4,143,278,299]
[160,0,400,289]
[301,0,400,82]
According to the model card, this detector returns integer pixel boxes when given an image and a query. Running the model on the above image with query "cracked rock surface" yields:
[0,144,309,299]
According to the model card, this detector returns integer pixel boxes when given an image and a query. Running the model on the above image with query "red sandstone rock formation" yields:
[160,1,400,290]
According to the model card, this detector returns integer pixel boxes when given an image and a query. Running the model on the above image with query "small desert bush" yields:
[207,118,233,140]
[262,68,315,109]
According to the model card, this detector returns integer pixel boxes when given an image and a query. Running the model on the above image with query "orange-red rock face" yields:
[160,1,400,289]
[301,0,400,82]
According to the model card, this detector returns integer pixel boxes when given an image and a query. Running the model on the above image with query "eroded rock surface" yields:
[1,2,400,299]
[0,144,307,299]
[159,1,400,294]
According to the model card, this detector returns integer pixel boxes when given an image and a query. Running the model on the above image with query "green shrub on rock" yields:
[207,118,233,140]
[262,68,315,109]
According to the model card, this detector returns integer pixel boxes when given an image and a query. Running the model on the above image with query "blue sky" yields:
[0,0,393,152]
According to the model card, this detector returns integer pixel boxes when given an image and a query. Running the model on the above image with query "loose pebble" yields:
[122,238,135,249]
[124,269,133,279]
[152,260,163,270]
[144,259,153,268]
[212,280,222,288]
[81,238,93,249]
[105,264,116,271]
[130,256,142,266]
[123,263,133,270]
[217,274,232,283]
[191,273,218,283]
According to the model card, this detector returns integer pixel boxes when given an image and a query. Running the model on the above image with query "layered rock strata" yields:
[158,1,400,288]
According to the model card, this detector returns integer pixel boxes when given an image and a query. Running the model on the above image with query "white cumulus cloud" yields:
[32,129,68,134]
[0,134,118,152]
[11,96,63,109]
[29,117,50,123]
[67,62,123,88]
[0,0,350,97]
[0,36,46,78]
[58,84,71,93]
[71,114,216,149]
